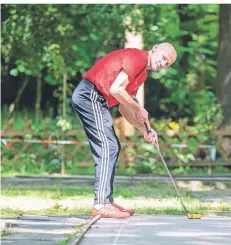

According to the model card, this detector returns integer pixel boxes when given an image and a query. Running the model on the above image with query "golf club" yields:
[144,122,201,219]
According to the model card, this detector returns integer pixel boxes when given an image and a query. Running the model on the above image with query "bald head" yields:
[147,42,177,71]
[154,42,177,64]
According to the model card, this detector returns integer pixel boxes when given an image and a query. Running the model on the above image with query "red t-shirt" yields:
[83,48,148,107]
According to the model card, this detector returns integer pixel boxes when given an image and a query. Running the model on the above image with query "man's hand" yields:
[143,128,158,145]
[134,107,149,123]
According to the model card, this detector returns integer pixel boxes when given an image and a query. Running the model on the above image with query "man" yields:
[72,43,177,219]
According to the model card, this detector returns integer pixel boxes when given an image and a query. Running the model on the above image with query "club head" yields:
[187,213,201,219]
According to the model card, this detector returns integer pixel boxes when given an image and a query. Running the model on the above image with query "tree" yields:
[217,4,231,127]
[1,4,223,127]
[1,4,133,115]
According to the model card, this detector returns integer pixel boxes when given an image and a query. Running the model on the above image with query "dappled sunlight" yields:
[186,242,230,245]
[174,181,229,191]
[2,181,231,219]
[86,233,138,238]
[157,231,231,237]
[2,194,231,217]
[5,227,74,234]
[79,215,231,245]
[131,222,173,226]
[2,219,84,227]
[1,2,231,244]
[5,214,231,245]
[0,241,15,244]
[1,215,85,244]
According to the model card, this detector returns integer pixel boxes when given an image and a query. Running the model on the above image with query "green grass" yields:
[1,186,93,199]
[0,206,91,219]
[1,203,230,219]
[59,233,74,245]
[58,224,83,245]
[1,165,95,177]
[1,230,12,237]
[1,207,24,218]
[2,182,231,199]
[2,158,230,177]
[1,182,231,219]
[1,183,189,200]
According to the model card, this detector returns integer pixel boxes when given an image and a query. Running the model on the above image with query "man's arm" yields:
[118,93,146,133]
[109,70,141,112]
[118,101,158,145]
[110,70,158,145]
[118,103,146,134]
[110,69,151,129]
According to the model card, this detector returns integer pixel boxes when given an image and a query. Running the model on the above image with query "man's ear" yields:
[152,44,159,52]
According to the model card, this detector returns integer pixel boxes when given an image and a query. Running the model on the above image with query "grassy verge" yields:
[1,185,93,199]
[58,224,84,245]
[2,182,185,199]
[0,206,91,219]
[1,182,231,219]
[1,203,230,219]
[1,230,12,237]
[2,182,231,199]
[2,163,230,177]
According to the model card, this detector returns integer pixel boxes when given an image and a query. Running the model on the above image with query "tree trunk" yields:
[119,11,144,168]
[35,75,42,121]
[61,141,66,175]
[63,74,67,117]
[9,77,29,113]
[217,4,231,127]
[61,74,67,175]
[124,13,144,136]
[178,4,193,73]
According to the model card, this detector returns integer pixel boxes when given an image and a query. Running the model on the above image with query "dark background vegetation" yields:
[1,4,231,175]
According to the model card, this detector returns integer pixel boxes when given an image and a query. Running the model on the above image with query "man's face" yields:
[149,44,176,71]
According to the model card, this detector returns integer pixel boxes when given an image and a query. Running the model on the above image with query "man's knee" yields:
[117,140,121,154]
[110,139,121,155]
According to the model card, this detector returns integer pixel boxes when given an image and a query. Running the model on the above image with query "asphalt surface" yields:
[2,175,231,188]
[1,215,87,245]
[2,214,231,245]
[80,215,231,245]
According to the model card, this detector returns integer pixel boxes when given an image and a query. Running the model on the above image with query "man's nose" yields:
[161,60,168,67]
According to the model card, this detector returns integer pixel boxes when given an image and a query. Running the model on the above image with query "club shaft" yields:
[144,122,189,216]
[156,146,189,215]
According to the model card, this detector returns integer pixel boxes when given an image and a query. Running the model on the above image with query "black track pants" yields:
[72,79,121,205]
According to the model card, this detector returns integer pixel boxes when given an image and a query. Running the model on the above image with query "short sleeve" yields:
[131,89,139,104]
[131,89,138,97]
[122,49,148,82]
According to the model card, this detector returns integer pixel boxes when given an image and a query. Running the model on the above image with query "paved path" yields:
[81,215,231,245]
[2,214,231,245]
[2,175,231,186]
[1,215,87,245]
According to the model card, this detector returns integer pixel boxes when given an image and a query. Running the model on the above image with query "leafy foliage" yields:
[1,4,221,123]
[1,4,227,174]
